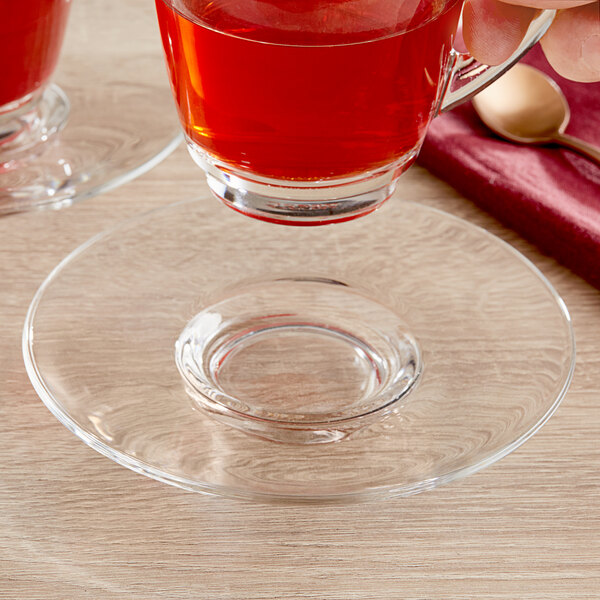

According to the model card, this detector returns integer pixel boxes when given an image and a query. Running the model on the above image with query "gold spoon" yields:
[472,63,600,166]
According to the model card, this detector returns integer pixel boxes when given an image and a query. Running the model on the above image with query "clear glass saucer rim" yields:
[21,198,576,503]
[5,131,184,215]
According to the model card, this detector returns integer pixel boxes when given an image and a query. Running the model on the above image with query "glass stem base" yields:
[0,84,70,166]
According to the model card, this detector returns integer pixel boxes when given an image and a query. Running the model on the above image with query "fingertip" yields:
[463,0,538,65]
[541,3,600,82]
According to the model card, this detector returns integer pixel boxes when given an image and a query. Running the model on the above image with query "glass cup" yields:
[0,0,71,159]
[156,0,554,225]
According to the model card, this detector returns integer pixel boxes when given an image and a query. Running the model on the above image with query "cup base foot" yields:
[0,84,70,162]
[188,141,418,225]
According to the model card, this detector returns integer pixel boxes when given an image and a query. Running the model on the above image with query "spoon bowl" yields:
[472,64,600,164]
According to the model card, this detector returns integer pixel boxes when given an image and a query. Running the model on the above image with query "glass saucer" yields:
[23,198,575,502]
[0,0,181,215]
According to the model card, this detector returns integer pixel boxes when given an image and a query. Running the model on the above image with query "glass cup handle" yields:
[439,9,556,113]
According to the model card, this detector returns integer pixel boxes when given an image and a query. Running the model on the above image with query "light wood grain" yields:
[2,2,600,597]
[2,146,599,598]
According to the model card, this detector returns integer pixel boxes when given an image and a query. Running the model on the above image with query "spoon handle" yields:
[553,133,600,166]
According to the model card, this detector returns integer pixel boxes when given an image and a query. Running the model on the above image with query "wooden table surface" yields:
[2,146,599,598]
[2,3,599,598]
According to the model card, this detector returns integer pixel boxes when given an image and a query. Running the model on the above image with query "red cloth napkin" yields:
[418,44,600,289]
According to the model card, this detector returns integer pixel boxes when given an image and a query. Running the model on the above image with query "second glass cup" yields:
[0,0,71,160]
[0,0,182,215]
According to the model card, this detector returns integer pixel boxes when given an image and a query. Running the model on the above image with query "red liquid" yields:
[0,0,71,108]
[156,0,461,180]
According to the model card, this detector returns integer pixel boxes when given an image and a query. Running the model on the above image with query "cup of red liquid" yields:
[155,0,554,225]
[0,0,71,157]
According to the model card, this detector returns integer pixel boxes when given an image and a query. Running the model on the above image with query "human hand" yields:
[462,0,600,82]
